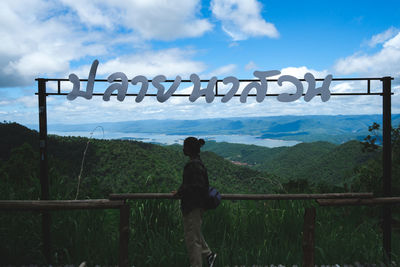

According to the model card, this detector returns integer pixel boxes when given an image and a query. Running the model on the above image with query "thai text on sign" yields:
[67,60,332,103]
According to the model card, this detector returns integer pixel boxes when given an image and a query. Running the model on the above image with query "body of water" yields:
[49,131,300,148]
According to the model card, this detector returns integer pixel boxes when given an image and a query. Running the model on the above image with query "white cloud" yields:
[334,30,400,78]
[0,100,11,106]
[0,0,108,87]
[264,66,331,96]
[278,66,329,79]
[60,0,116,29]
[211,0,279,41]
[366,27,399,48]
[206,64,237,77]
[245,61,257,70]
[71,48,206,79]
[0,0,212,88]
[61,0,213,41]
[15,96,38,108]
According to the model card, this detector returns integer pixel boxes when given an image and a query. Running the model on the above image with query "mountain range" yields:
[27,114,400,144]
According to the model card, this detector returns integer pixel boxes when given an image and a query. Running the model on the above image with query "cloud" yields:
[334,30,400,78]
[15,96,38,108]
[211,0,279,41]
[0,0,282,89]
[206,64,237,77]
[0,0,212,88]
[61,0,213,40]
[0,0,109,87]
[71,48,207,79]
[365,27,399,48]
[245,61,257,71]
[278,66,329,79]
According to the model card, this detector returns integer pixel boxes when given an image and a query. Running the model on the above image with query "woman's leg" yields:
[199,209,212,258]
[183,208,210,267]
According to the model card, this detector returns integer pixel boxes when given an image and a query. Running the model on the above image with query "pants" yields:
[183,208,211,267]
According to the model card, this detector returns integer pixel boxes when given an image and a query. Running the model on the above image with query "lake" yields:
[49,131,301,148]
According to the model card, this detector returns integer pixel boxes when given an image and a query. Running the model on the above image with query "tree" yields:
[354,123,400,196]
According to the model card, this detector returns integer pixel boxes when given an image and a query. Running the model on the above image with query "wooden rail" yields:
[0,199,129,267]
[109,192,374,200]
[0,199,125,210]
[317,197,400,206]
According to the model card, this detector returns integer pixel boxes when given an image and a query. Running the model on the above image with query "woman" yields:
[173,137,217,267]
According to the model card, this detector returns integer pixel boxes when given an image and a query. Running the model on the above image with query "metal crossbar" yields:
[35,77,393,97]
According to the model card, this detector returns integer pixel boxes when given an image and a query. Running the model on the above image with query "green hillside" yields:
[0,122,280,200]
[202,141,292,165]
[0,121,393,195]
[203,140,380,189]
[1,122,399,265]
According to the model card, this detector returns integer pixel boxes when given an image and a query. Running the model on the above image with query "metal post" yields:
[38,79,51,263]
[382,76,392,263]
[119,203,130,267]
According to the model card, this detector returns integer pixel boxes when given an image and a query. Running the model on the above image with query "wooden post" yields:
[302,207,316,267]
[119,203,130,267]
[38,78,51,264]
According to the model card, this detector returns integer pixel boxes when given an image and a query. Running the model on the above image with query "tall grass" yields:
[1,199,398,265]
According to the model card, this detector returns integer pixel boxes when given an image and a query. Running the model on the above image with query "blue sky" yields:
[1,0,400,125]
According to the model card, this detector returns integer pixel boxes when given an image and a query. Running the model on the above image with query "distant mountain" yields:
[203,140,380,187]
[27,114,400,144]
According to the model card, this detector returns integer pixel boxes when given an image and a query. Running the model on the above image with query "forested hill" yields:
[0,122,388,199]
[1,123,398,265]
[0,123,281,201]
[203,140,380,187]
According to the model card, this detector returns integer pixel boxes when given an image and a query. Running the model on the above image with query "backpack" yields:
[206,186,221,209]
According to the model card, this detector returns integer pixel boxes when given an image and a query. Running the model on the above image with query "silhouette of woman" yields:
[173,137,217,267]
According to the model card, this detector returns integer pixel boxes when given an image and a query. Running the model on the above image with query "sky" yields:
[1,0,400,126]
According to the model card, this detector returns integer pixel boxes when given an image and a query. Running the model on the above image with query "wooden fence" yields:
[0,199,129,267]
[2,192,400,267]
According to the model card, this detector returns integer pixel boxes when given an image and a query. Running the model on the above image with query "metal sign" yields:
[67,60,333,103]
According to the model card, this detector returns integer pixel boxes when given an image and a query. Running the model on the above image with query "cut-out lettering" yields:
[221,76,239,103]
[132,76,149,103]
[189,74,217,103]
[67,59,332,103]
[304,73,332,102]
[152,75,182,103]
[240,70,280,103]
[277,75,303,102]
[67,59,98,100]
[103,72,128,101]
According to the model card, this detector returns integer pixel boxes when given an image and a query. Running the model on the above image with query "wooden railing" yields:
[109,192,375,267]
[109,192,374,200]
[2,192,400,267]
[0,199,129,267]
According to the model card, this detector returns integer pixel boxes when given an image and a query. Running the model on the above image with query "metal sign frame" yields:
[36,76,394,263]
